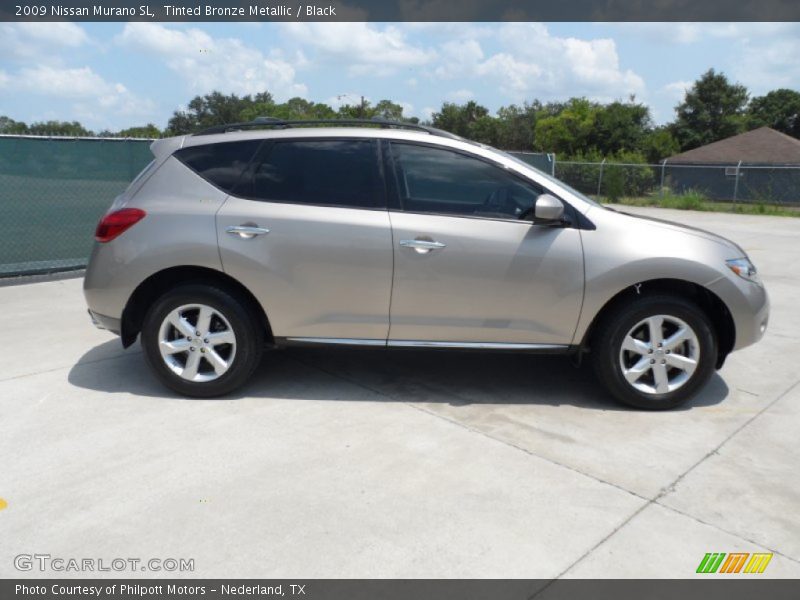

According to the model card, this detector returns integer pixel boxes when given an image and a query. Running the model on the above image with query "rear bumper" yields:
[88,309,121,335]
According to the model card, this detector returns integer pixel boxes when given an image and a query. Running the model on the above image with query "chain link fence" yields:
[554,160,800,205]
[506,151,556,175]
[0,135,153,277]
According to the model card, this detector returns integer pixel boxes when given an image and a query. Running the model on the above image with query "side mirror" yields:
[533,194,565,223]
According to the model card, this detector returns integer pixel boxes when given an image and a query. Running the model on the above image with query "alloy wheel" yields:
[618,314,700,395]
[157,303,237,382]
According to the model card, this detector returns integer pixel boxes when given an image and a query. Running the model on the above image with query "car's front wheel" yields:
[591,295,717,410]
[141,284,264,397]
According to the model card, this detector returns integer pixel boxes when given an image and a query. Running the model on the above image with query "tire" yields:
[141,284,264,397]
[590,294,717,410]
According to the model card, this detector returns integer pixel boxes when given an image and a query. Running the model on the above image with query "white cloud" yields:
[446,89,474,102]
[610,23,800,97]
[15,65,109,98]
[280,23,435,77]
[0,22,89,62]
[732,25,800,93]
[422,23,644,103]
[1,65,154,127]
[610,22,797,45]
[434,39,484,79]
[663,80,692,100]
[475,54,544,95]
[116,23,307,99]
[398,101,414,116]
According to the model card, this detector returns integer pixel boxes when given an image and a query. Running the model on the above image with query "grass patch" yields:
[609,191,800,218]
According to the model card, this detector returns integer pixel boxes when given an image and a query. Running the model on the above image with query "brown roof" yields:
[666,127,800,165]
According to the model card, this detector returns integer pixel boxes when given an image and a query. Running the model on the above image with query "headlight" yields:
[726,258,760,284]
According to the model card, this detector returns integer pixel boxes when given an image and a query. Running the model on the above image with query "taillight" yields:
[95,208,146,243]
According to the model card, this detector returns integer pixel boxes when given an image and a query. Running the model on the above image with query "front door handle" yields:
[226,225,270,239]
[399,239,446,254]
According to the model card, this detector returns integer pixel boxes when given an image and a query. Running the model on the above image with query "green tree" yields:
[641,127,680,163]
[592,98,652,155]
[467,115,501,146]
[671,69,749,150]
[0,116,28,134]
[27,120,92,136]
[534,98,599,155]
[267,97,336,121]
[747,89,800,138]
[166,91,272,134]
[116,124,162,138]
[431,101,490,137]
[495,102,539,150]
[334,98,408,121]
[372,99,406,121]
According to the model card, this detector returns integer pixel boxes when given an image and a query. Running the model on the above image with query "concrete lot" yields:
[1,206,798,579]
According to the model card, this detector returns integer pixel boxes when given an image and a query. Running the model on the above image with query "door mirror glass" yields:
[534,194,565,222]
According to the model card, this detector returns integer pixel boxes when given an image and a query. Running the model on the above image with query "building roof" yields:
[666,126,800,165]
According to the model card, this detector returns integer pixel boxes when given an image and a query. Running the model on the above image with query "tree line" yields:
[1,69,798,164]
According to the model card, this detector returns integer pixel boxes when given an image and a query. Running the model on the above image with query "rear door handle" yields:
[399,239,446,254]
[226,225,270,239]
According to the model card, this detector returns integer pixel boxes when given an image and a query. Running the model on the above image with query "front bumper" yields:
[709,276,769,351]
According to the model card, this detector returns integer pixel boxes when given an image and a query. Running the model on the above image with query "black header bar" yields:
[2,0,800,22]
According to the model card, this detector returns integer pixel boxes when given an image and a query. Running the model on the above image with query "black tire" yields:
[590,294,717,410]
[141,284,264,397]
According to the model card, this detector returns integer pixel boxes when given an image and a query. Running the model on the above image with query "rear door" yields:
[385,141,584,346]
[211,138,393,341]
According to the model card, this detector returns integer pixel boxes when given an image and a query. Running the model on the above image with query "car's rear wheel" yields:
[591,295,717,410]
[141,284,264,397]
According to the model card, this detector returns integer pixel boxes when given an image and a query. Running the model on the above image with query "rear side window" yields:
[237,140,383,209]
[174,140,262,193]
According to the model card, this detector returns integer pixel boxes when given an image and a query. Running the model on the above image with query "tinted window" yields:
[239,140,382,209]
[390,143,543,220]
[175,140,261,193]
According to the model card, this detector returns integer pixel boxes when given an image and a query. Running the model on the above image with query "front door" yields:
[385,142,584,346]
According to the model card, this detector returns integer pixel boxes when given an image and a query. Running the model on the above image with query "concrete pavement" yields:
[1,207,798,579]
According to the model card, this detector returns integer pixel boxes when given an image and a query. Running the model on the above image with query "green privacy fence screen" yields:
[0,135,154,276]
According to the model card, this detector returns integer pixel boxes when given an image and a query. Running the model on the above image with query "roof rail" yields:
[193,117,463,140]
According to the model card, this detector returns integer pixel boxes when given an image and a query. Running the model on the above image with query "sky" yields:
[0,21,798,132]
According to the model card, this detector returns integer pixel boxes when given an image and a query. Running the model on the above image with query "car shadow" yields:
[68,339,729,412]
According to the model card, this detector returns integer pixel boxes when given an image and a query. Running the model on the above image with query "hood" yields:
[605,208,746,256]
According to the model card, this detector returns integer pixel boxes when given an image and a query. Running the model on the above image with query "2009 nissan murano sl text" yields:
[84,119,769,409]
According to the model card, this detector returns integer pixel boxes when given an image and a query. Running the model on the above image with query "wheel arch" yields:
[120,266,273,348]
[580,278,735,369]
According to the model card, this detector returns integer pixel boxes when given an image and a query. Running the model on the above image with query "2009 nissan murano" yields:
[84,119,769,409]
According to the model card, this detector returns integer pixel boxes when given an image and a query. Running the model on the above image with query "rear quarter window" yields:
[174,140,262,193]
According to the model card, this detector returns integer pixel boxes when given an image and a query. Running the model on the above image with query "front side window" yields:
[174,140,262,193]
[389,142,544,220]
[237,139,383,209]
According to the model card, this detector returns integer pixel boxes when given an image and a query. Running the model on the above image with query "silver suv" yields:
[84,119,769,409]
